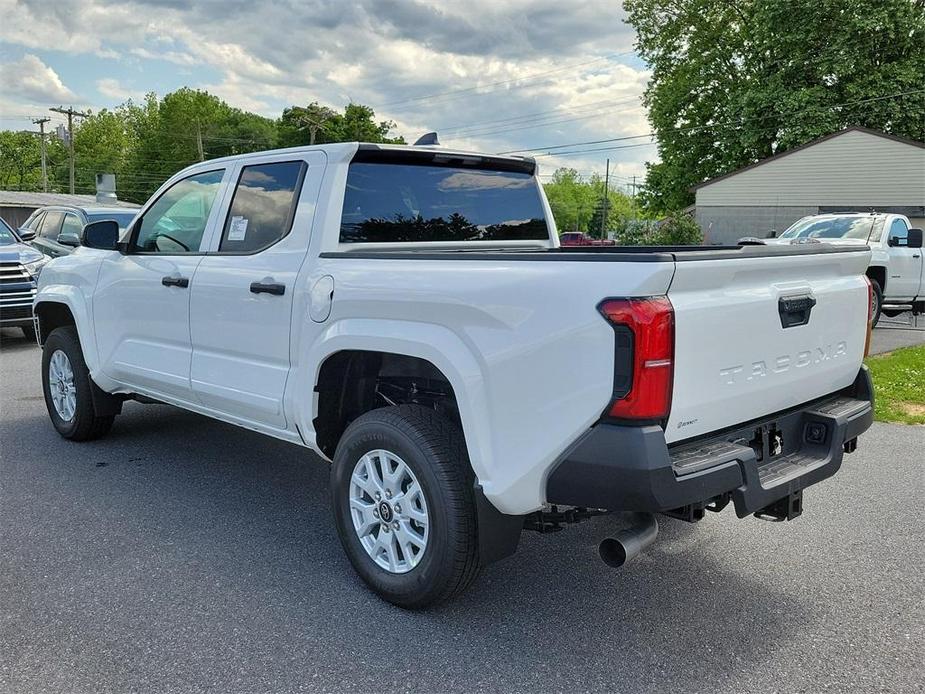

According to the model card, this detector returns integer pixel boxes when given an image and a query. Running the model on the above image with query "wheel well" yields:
[314,350,461,458]
[34,302,76,345]
[867,266,886,293]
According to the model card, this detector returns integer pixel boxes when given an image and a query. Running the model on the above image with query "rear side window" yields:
[220,161,306,253]
[340,163,548,243]
[60,213,83,238]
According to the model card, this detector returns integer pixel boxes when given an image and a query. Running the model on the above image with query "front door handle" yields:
[161,276,189,288]
[250,281,285,296]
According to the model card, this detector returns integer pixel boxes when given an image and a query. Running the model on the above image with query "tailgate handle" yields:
[779,294,816,328]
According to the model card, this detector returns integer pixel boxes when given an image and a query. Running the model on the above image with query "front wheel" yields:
[42,326,115,441]
[330,405,480,608]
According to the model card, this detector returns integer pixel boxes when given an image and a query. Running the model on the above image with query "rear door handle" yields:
[161,276,189,288]
[250,281,285,296]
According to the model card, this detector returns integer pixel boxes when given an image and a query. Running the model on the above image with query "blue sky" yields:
[0,0,654,188]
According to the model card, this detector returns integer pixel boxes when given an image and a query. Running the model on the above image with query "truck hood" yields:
[0,242,45,264]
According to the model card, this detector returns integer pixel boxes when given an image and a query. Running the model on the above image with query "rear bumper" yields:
[546,366,874,517]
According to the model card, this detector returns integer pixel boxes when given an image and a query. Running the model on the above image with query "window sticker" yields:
[228,215,248,241]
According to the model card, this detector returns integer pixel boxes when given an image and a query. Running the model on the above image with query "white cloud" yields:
[0,54,77,103]
[0,0,655,179]
[95,78,142,102]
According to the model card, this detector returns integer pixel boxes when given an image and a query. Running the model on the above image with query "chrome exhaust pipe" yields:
[599,512,659,568]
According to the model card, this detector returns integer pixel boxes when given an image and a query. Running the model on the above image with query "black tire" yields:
[21,323,37,342]
[870,279,883,327]
[42,326,115,441]
[330,405,479,609]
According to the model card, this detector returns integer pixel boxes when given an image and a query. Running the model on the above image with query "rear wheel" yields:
[330,405,479,608]
[869,279,883,327]
[42,326,115,441]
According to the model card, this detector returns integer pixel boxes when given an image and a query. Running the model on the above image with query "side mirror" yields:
[81,220,120,250]
[17,228,36,242]
[58,231,81,247]
[908,228,923,249]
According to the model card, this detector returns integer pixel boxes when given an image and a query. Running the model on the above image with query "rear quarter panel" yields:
[303,255,676,514]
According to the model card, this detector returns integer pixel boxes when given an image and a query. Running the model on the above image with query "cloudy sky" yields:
[0,0,654,189]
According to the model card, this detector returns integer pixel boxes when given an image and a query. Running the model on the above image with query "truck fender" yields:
[34,285,101,373]
[295,318,494,490]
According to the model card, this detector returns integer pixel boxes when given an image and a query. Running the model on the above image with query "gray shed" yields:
[693,128,925,244]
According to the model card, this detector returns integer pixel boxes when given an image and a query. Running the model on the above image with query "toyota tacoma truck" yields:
[34,141,875,608]
[764,212,923,325]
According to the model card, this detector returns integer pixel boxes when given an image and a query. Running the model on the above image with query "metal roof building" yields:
[693,128,925,244]
[0,191,139,230]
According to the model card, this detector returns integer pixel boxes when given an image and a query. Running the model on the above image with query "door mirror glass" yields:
[17,228,36,241]
[82,220,120,250]
[58,231,80,247]
[907,228,923,249]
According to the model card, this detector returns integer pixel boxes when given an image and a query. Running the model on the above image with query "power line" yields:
[501,88,925,155]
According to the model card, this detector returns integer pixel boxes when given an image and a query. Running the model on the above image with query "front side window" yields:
[889,218,909,243]
[219,161,306,253]
[340,162,548,243]
[22,211,44,231]
[39,211,65,240]
[132,170,224,253]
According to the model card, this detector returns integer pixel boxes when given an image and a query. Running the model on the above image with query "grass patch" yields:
[864,344,925,425]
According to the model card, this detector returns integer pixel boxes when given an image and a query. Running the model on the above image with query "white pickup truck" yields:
[35,142,875,607]
[766,212,924,325]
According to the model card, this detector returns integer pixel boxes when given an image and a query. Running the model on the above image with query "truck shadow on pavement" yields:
[5,398,813,691]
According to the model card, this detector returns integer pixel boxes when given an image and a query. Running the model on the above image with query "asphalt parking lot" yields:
[1,327,923,694]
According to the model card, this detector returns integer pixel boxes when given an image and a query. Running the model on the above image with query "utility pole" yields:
[631,175,637,220]
[600,158,610,238]
[196,120,205,161]
[32,117,50,192]
[50,106,90,194]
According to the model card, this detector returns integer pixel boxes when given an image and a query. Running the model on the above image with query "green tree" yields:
[615,213,703,245]
[624,0,925,213]
[543,168,634,235]
[0,131,43,190]
[277,102,404,148]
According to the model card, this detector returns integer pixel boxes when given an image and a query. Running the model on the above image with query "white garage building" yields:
[693,127,925,244]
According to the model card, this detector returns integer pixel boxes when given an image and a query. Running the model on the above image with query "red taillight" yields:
[599,297,675,420]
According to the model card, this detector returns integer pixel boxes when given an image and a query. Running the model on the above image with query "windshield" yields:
[780,216,875,240]
[0,217,17,245]
[87,211,138,229]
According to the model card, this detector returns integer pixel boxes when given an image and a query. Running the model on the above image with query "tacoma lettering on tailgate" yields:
[719,341,848,385]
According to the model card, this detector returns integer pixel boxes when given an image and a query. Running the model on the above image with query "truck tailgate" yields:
[665,248,871,444]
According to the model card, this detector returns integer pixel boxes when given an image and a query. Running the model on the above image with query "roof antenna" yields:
[413,132,440,146]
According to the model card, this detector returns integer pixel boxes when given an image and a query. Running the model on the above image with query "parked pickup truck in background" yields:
[559,231,616,246]
[765,212,924,325]
[34,142,875,608]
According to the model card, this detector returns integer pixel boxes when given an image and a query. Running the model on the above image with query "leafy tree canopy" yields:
[0,89,404,204]
[542,167,635,237]
[624,0,925,212]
